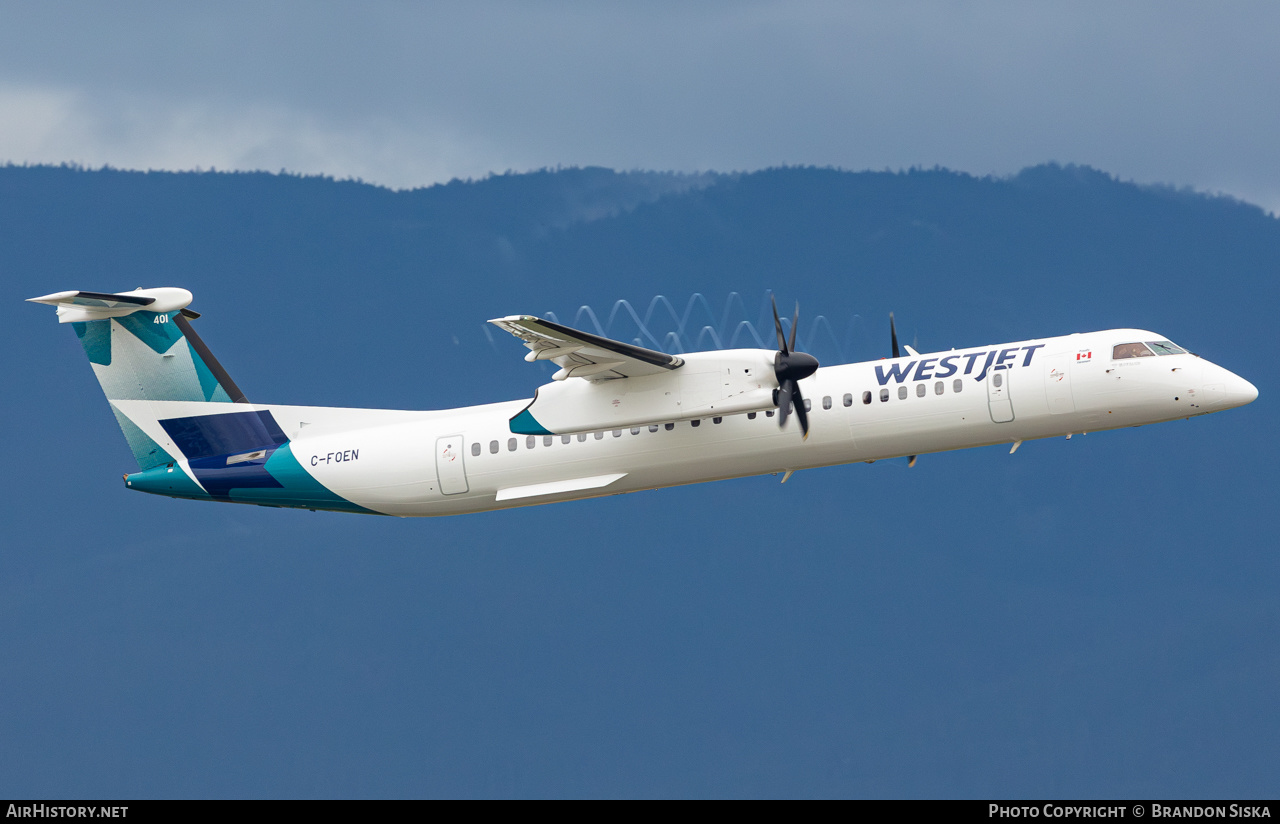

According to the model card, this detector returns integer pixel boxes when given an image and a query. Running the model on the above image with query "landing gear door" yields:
[987,365,1014,423]
[435,434,469,495]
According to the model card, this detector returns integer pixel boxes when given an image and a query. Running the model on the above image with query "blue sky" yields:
[2,2,1279,209]
[4,162,1276,798]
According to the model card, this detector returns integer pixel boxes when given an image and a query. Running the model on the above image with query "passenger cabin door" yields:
[987,365,1014,423]
[435,434,469,495]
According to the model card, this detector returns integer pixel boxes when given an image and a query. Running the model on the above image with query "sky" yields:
[4,160,1277,801]
[2,2,1280,210]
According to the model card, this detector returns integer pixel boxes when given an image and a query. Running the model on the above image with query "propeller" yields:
[890,311,917,468]
[771,297,819,439]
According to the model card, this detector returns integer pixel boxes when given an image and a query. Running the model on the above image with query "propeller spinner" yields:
[771,297,819,439]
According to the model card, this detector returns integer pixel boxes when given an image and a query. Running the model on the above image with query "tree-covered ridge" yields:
[5,161,1276,408]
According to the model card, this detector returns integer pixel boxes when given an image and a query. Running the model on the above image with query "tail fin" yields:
[28,288,247,470]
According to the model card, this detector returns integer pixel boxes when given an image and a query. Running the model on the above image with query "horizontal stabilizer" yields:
[28,288,192,323]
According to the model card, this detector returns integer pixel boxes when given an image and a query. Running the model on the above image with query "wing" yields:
[488,315,683,381]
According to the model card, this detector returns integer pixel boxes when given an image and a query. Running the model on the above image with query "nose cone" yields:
[1233,375,1259,406]
[1203,363,1258,410]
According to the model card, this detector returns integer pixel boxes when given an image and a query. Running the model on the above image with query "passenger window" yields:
[713,417,722,424]
[649,425,659,433]
[691,419,700,427]
[562,435,571,444]
[863,391,872,405]
[898,386,908,400]
[993,372,1003,387]
[953,379,962,393]
[664,423,674,431]
[489,440,499,454]
[526,435,536,449]
[471,442,480,457]
[935,381,944,395]
[766,410,775,417]
[822,396,832,410]
[508,438,517,452]
[544,435,553,447]
[748,412,757,420]
[804,399,812,412]
[612,430,622,438]
[1146,340,1186,355]
[1112,342,1155,359]
[594,431,604,439]
[577,433,587,442]
[843,393,853,407]
[916,384,926,398]
[880,388,889,402]
[631,427,641,435]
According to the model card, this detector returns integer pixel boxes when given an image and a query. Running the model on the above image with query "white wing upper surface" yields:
[27,288,194,323]
[489,315,683,381]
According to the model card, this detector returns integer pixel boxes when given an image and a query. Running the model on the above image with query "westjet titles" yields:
[875,344,1046,384]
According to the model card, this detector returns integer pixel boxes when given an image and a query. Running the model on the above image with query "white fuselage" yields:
[139,329,1257,517]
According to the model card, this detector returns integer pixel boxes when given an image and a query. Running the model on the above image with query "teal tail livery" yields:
[28,288,245,469]
[28,288,375,514]
[30,287,1257,518]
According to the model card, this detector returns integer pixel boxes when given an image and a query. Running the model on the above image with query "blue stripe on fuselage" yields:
[160,409,287,459]
[160,409,289,500]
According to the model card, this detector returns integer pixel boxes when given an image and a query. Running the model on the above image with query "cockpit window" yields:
[1112,342,1155,359]
[1145,340,1186,355]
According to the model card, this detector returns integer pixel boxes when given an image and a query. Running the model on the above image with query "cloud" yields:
[1,3,1279,210]
[0,82,508,187]
[0,85,80,159]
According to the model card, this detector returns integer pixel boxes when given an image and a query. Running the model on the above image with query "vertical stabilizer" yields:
[28,288,247,469]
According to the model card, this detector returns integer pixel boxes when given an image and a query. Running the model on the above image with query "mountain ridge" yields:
[6,161,1276,410]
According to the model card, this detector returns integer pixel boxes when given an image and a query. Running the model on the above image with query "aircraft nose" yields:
[1202,363,1258,409]
[1233,375,1259,406]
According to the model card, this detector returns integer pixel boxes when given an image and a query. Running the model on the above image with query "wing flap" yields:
[489,315,682,381]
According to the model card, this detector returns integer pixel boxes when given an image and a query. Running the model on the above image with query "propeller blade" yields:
[791,384,810,439]
[890,311,900,359]
[777,378,794,428]
[770,296,818,438]
[907,455,917,467]
[771,296,788,354]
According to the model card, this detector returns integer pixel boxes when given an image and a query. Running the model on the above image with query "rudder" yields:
[29,288,247,470]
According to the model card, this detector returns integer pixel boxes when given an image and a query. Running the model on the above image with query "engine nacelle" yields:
[510,349,778,435]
